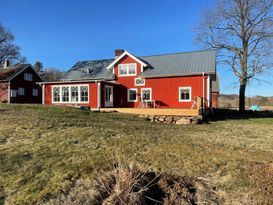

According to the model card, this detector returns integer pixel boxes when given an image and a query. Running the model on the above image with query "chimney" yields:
[4,60,10,68]
[115,49,124,59]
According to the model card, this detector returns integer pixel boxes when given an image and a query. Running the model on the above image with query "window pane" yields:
[128,64,136,74]
[142,89,151,101]
[32,89,38,96]
[180,88,190,100]
[53,87,60,102]
[119,65,127,75]
[80,86,88,102]
[62,87,69,102]
[71,86,79,102]
[128,89,137,101]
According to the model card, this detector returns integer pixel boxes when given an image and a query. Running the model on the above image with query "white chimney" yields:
[4,60,10,68]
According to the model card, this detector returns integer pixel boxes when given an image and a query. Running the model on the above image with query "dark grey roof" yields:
[61,50,216,81]
[140,50,216,78]
[61,59,115,81]
[0,64,31,82]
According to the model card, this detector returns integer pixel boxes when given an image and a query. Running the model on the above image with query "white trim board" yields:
[106,51,147,69]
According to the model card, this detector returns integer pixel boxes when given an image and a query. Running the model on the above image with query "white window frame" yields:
[134,77,145,86]
[32,88,38,97]
[24,73,33,81]
[179,87,192,102]
[127,88,138,102]
[118,63,137,76]
[10,90,17,97]
[51,84,89,104]
[141,88,152,101]
[18,87,25,96]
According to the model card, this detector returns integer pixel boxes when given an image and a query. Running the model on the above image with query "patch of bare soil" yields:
[247,161,273,204]
[44,166,220,205]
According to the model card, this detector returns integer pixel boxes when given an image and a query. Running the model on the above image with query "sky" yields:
[0,0,272,96]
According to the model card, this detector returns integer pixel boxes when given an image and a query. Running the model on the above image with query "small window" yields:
[141,88,152,101]
[53,87,60,102]
[179,87,191,102]
[80,86,88,102]
[62,87,69,102]
[135,78,145,86]
[18,87,25,96]
[32,89,38,96]
[24,73,33,81]
[128,89,137,102]
[71,86,79,102]
[118,64,137,76]
[10,90,17,97]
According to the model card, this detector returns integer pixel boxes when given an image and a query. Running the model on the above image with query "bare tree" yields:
[196,0,273,111]
[0,22,25,66]
[42,68,65,82]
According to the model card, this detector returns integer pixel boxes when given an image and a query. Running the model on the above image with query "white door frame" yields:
[105,85,114,107]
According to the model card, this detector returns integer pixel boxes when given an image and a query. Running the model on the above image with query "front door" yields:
[105,85,113,107]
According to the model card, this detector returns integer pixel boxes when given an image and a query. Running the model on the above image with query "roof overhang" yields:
[106,51,147,69]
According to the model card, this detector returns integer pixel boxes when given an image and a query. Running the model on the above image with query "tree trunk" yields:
[239,79,247,112]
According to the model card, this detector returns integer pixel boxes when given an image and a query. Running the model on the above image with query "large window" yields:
[80,86,88,102]
[24,73,33,81]
[141,88,152,101]
[118,64,137,76]
[179,87,191,102]
[128,88,137,102]
[53,87,60,102]
[71,86,79,102]
[52,85,89,103]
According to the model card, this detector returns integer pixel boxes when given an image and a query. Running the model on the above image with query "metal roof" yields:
[61,50,216,81]
[61,59,115,81]
[139,50,216,78]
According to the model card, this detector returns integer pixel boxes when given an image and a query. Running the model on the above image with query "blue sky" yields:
[0,0,272,96]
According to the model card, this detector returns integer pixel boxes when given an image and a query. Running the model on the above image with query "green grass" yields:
[0,104,273,204]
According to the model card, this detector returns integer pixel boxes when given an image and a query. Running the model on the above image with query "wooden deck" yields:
[100,108,201,116]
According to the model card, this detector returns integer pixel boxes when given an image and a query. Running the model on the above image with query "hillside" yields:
[218,94,273,109]
[0,104,273,204]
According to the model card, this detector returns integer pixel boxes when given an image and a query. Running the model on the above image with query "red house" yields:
[0,63,43,103]
[40,49,219,109]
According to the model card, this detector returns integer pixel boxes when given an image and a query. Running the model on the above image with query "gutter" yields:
[141,71,215,79]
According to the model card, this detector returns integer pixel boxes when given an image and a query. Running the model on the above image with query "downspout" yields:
[207,74,210,108]
[7,81,10,103]
[202,72,205,110]
[97,81,101,111]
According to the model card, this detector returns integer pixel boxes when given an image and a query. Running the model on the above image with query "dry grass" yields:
[0,103,273,204]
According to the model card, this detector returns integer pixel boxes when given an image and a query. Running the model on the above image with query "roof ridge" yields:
[139,49,218,58]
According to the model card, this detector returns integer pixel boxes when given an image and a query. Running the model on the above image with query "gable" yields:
[11,66,43,83]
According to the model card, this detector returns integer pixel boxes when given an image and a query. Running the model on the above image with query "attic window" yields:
[118,64,137,76]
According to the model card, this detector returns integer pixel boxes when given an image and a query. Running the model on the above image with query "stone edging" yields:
[140,115,203,125]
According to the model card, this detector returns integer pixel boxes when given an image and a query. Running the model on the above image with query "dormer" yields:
[107,50,147,77]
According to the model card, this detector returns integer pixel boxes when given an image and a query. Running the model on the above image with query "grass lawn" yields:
[0,104,273,204]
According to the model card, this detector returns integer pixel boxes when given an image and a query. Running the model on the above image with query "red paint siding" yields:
[212,92,219,108]
[0,82,8,102]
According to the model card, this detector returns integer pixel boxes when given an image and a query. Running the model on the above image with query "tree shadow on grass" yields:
[206,108,273,121]
[0,186,5,205]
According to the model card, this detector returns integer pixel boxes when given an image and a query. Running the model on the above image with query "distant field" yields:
[0,104,273,204]
[261,106,273,110]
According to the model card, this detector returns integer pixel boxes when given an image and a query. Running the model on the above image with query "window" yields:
[135,78,145,86]
[179,87,191,102]
[128,89,137,102]
[24,73,33,81]
[62,87,69,102]
[52,85,89,103]
[18,87,25,96]
[118,64,137,76]
[80,86,88,102]
[10,90,17,97]
[71,86,79,102]
[141,88,152,101]
[32,89,38,96]
[53,87,60,102]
